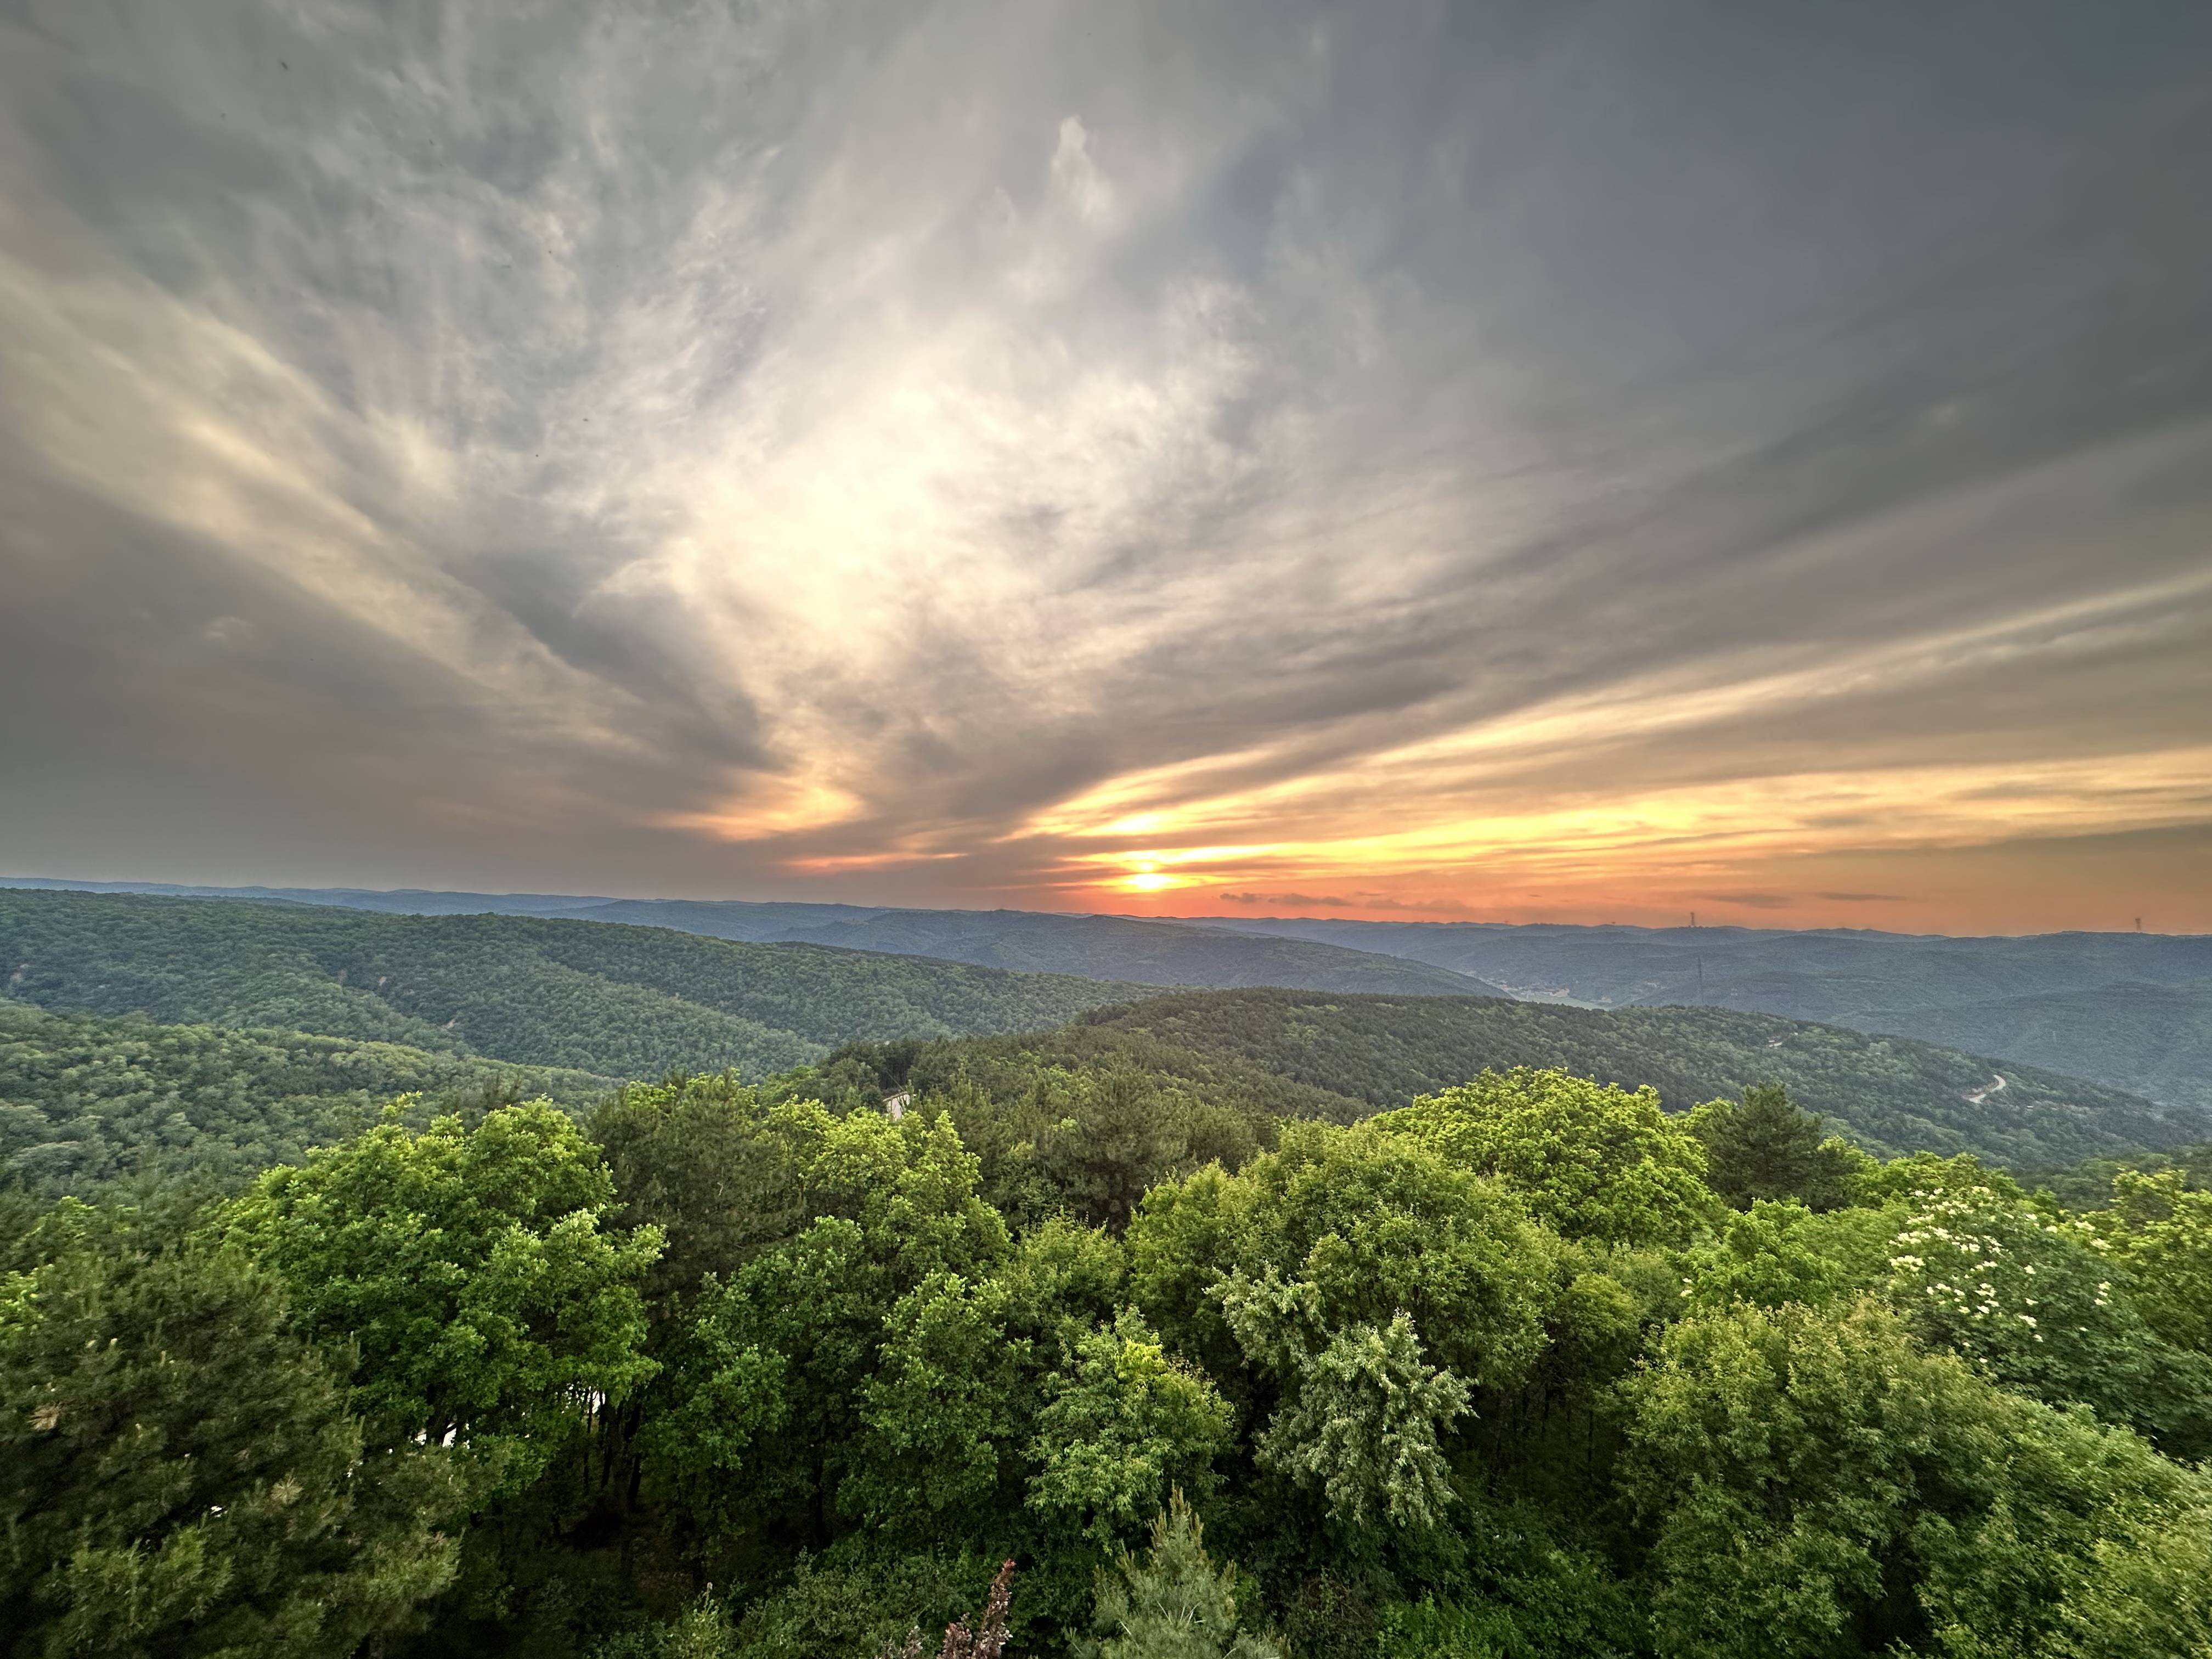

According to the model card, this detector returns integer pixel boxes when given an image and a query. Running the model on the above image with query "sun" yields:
[1120,871,1181,892]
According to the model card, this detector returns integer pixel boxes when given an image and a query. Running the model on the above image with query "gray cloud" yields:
[1,0,2208,923]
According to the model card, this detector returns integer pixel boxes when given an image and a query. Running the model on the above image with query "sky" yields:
[2,1,2209,935]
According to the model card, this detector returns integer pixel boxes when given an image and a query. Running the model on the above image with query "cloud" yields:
[1705,893,1796,910]
[1818,891,1911,904]
[0,1,2208,929]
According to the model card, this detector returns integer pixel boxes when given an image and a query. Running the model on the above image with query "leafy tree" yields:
[1219,1276,1469,1532]
[845,1270,1032,1535]
[0,1205,463,1656]
[1132,1121,1555,1398]
[1377,1068,1715,1246]
[2097,1169,2212,1355]
[588,1070,815,1307]
[1618,1296,2212,1658]
[1688,1083,1866,1211]
[223,1101,663,1487]
[1882,1180,2212,1452]
[1076,1491,1282,1659]
[1029,1311,1235,1547]
[645,1104,1014,1549]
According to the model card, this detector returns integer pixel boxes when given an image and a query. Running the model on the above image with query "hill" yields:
[0,879,1504,998]
[1063,988,2211,1166]
[6,888,2201,1170]
[1179,916,2212,1109]
[0,889,1139,1080]
[0,999,609,1198]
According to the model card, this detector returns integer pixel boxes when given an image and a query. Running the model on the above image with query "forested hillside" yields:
[1189,915,2212,1109]
[0,881,1503,998]
[0,1000,608,1198]
[0,890,1136,1080]
[1072,989,2211,1167]
[5,891,2194,1173]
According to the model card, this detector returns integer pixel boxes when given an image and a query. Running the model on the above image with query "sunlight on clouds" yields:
[1,2,2208,924]
[659,776,865,841]
[1040,747,2212,909]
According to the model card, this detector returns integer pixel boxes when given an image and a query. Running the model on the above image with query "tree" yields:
[1882,1180,2212,1454]
[588,1071,814,1308]
[0,1205,462,1656]
[1131,1121,1555,1398]
[1076,1492,1281,1659]
[1688,1084,1865,1212]
[1028,1310,1235,1547]
[1618,1296,2212,1659]
[645,1103,1014,1549]
[2098,1170,2212,1355]
[844,1270,1031,1535]
[1218,1275,1469,1533]
[222,1101,663,1488]
[1378,1068,1716,1246]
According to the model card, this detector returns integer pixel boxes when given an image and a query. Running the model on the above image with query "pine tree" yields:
[1,1207,462,1656]
[1078,1491,1280,1659]
[1693,1082,1864,1210]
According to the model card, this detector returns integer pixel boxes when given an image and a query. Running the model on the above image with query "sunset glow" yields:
[1,4,2206,934]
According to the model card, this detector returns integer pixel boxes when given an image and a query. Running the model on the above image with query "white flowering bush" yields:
[1883,1185,2212,1448]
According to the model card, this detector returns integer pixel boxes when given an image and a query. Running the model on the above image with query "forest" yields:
[9,891,2202,1174]
[8,891,2212,1656]
[0,890,1133,1080]
[8,1029,2212,1657]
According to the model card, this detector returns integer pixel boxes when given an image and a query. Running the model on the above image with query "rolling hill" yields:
[0,879,1504,998]
[0,889,1139,1081]
[0,999,610,1198]
[1060,988,2212,1166]
[6,888,2203,1171]
[1178,916,2212,1110]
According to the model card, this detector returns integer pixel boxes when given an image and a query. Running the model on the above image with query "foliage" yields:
[0,997,604,1199]
[0,1205,463,1656]
[1076,1492,1280,1659]
[1881,1180,2212,1452]
[223,1101,664,1488]
[876,1558,1016,1659]
[1133,1120,1555,1396]
[1081,988,2204,1166]
[1378,1068,1716,1245]
[593,1594,743,1659]
[1029,1312,1235,1547]
[0,888,1135,1081]
[1617,1296,2212,1658]
[2096,1169,2212,1356]
[730,1548,1012,1659]
[1222,1287,1469,1532]
[1689,1082,1868,1211]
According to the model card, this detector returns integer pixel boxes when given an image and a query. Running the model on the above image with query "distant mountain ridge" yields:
[0,879,1507,1000]
[1068,989,2212,1166]
[7,878,2207,1111]
[1169,915,2212,1110]
[0,889,1137,1081]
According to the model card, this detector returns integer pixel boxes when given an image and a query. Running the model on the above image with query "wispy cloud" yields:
[1,1,2208,932]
